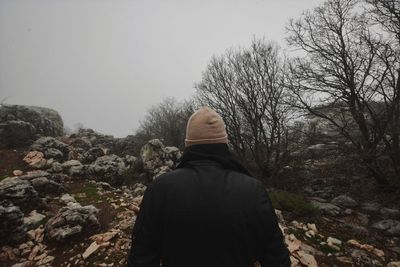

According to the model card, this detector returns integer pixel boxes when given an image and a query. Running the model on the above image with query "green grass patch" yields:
[75,183,99,205]
[288,225,340,254]
[269,190,320,217]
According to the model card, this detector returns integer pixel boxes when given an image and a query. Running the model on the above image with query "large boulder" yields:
[80,146,105,164]
[113,135,140,156]
[0,177,40,210]
[331,195,358,208]
[17,170,65,196]
[310,200,341,216]
[30,177,64,196]
[361,202,381,215]
[380,208,400,219]
[69,128,115,151]
[372,219,400,236]
[88,154,126,184]
[0,105,63,148]
[45,202,100,241]
[0,202,27,245]
[140,139,181,179]
[131,183,147,197]
[30,137,70,161]
[61,160,85,177]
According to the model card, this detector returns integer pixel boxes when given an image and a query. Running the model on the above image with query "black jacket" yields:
[128,144,290,267]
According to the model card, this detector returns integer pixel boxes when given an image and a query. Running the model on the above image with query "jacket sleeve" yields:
[128,184,162,267]
[255,185,291,267]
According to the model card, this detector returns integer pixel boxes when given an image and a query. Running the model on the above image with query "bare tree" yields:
[136,97,195,149]
[286,0,400,185]
[367,0,400,180]
[195,39,292,184]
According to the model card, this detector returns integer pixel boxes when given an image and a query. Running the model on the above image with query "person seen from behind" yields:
[128,107,291,267]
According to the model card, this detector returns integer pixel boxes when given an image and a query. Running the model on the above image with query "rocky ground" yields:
[0,105,399,267]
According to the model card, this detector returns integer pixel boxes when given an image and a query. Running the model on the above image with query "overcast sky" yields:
[0,0,323,137]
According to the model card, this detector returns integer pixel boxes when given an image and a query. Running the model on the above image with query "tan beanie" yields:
[185,107,228,147]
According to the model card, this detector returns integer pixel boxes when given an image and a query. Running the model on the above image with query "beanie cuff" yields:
[185,135,228,146]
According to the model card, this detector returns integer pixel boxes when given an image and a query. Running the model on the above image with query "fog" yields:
[0,0,322,137]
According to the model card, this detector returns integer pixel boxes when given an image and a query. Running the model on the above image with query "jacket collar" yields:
[176,144,251,176]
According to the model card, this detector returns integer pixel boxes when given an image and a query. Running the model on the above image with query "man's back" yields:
[128,160,290,267]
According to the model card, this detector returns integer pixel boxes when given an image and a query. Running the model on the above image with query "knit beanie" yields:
[185,107,228,147]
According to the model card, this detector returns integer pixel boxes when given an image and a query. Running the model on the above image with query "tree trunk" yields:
[363,157,390,186]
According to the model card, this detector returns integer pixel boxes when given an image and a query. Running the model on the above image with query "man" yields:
[128,107,290,267]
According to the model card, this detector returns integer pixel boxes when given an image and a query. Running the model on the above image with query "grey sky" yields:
[0,0,322,137]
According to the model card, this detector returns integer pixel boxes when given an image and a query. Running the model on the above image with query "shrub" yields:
[269,190,319,217]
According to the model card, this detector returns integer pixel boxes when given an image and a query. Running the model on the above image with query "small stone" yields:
[373,248,385,258]
[90,230,119,243]
[23,210,46,228]
[40,255,55,265]
[34,252,47,261]
[305,230,315,238]
[307,223,318,234]
[28,245,40,260]
[337,256,353,264]
[310,200,341,216]
[295,250,318,267]
[82,241,100,259]
[13,170,23,176]
[327,236,342,246]
[10,261,34,267]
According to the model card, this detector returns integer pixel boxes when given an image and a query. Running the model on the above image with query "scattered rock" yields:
[96,181,113,191]
[351,249,377,266]
[295,250,318,267]
[0,203,26,244]
[310,200,341,216]
[60,193,76,204]
[45,202,100,241]
[331,194,358,208]
[381,208,400,219]
[17,170,51,181]
[327,236,342,250]
[356,212,370,226]
[90,230,119,244]
[61,160,85,177]
[31,137,70,161]
[23,151,46,169]
[140,139,181,180]
[82,241,100,259]
[347,239,385,258]
[23,210,46,228]
[81,146,105,164]
[44,147,64,161]
[30,177,64,196]
[0,178,39,209]
[13,170,23,176]
[10,261,34,267]
[88,154,126,184]
[372,219,400,236]
[131,183,147,197]
[361,202,381,215]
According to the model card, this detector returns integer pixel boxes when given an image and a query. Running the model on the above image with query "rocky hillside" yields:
[0,105,399,267]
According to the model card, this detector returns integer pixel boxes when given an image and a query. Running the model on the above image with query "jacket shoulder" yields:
[149,168,188,186]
